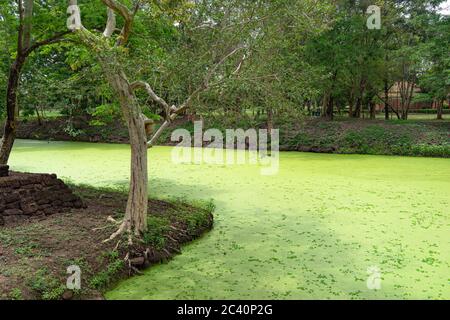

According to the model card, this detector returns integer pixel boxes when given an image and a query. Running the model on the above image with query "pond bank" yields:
[0,184,214,300]
[9,116,450,158]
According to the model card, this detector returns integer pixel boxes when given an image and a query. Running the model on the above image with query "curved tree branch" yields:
[24,31,71,56]
[204,46,244,87]
[22,0,34,50]
[17,0,24,54]
[130,81,172,114]
[103,8,117,37]
[101,0,132,21]
[146,86,205,148]
[100,0,139,46]
[146,46,248,148]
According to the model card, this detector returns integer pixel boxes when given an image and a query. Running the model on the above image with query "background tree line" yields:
[0,0,448,129]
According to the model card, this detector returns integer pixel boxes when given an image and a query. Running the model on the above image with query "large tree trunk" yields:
[348,90,355,118]
[384,80,389,120]
[348,100,353,118]
[0,55,26,165]
[323,71,337,120]
[353,97,362,118]
[72,3,151,240]
[322,93,333,119]
[108,71,148,235]
[437,99,443,120]
[369,101,376,119]
[399,76,415,121]
[267,107,274,134]
[35,106,43,126]
[400,110,408,120]
[126,120,148,236]
[352,79,366,118]
[22,0,34,49]
[0,0,65,165]
[323,95,334,120]
[383,52,390,120]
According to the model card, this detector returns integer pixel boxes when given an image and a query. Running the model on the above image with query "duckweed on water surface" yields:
[9,140,450,299]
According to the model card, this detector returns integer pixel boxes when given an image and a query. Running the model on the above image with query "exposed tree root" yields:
[130,266,143,275]
[122,253,142,275]
[114,240,122,251]
[93,214,134,245]
[102,220,133,245]
[94,214,142,247]
[107,216,120,224]
[92,215,122,231]
[91,225,110,232]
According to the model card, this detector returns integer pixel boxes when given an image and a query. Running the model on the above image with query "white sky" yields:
[439,0,450,15]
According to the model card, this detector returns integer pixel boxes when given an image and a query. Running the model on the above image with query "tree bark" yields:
[0,0,67,165]
[353,97,362,118]
[267,108,274,134]
[352,79,366,118]
[348,90,354,118]
[0,55,26,165]
[35,106,43,126]
[400,82,414,120]
[323,71,337,120]
[107,70,148,235]
[384,80,389,120]
[369,101,376,119]
[437,99,443,120]
[22,0,34,49]
[71,0,149,239]
[323,95,334,120]
[348,100,353,118]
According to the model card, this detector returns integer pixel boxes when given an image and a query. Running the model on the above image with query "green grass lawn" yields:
[20,109,62,120]
[9,140,450,299]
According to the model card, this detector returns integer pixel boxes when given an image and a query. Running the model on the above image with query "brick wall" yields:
[0,172,85,226]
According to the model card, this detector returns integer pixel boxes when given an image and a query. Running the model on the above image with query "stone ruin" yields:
[0,170,85,226]
[0,165,8,177]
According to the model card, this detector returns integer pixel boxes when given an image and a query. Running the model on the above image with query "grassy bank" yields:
[0,184,214,300]
[7,116,450,158]
[157,117,450,158]
[284,118,450,157]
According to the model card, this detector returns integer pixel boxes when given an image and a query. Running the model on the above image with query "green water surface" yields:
[9,140,450,299]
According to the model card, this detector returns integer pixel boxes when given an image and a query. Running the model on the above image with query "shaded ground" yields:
[0,185,214,300]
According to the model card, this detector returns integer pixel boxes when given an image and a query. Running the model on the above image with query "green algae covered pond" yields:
[9,139,450,299]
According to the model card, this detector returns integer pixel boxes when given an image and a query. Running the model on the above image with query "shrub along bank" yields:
[4,116,450,158]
